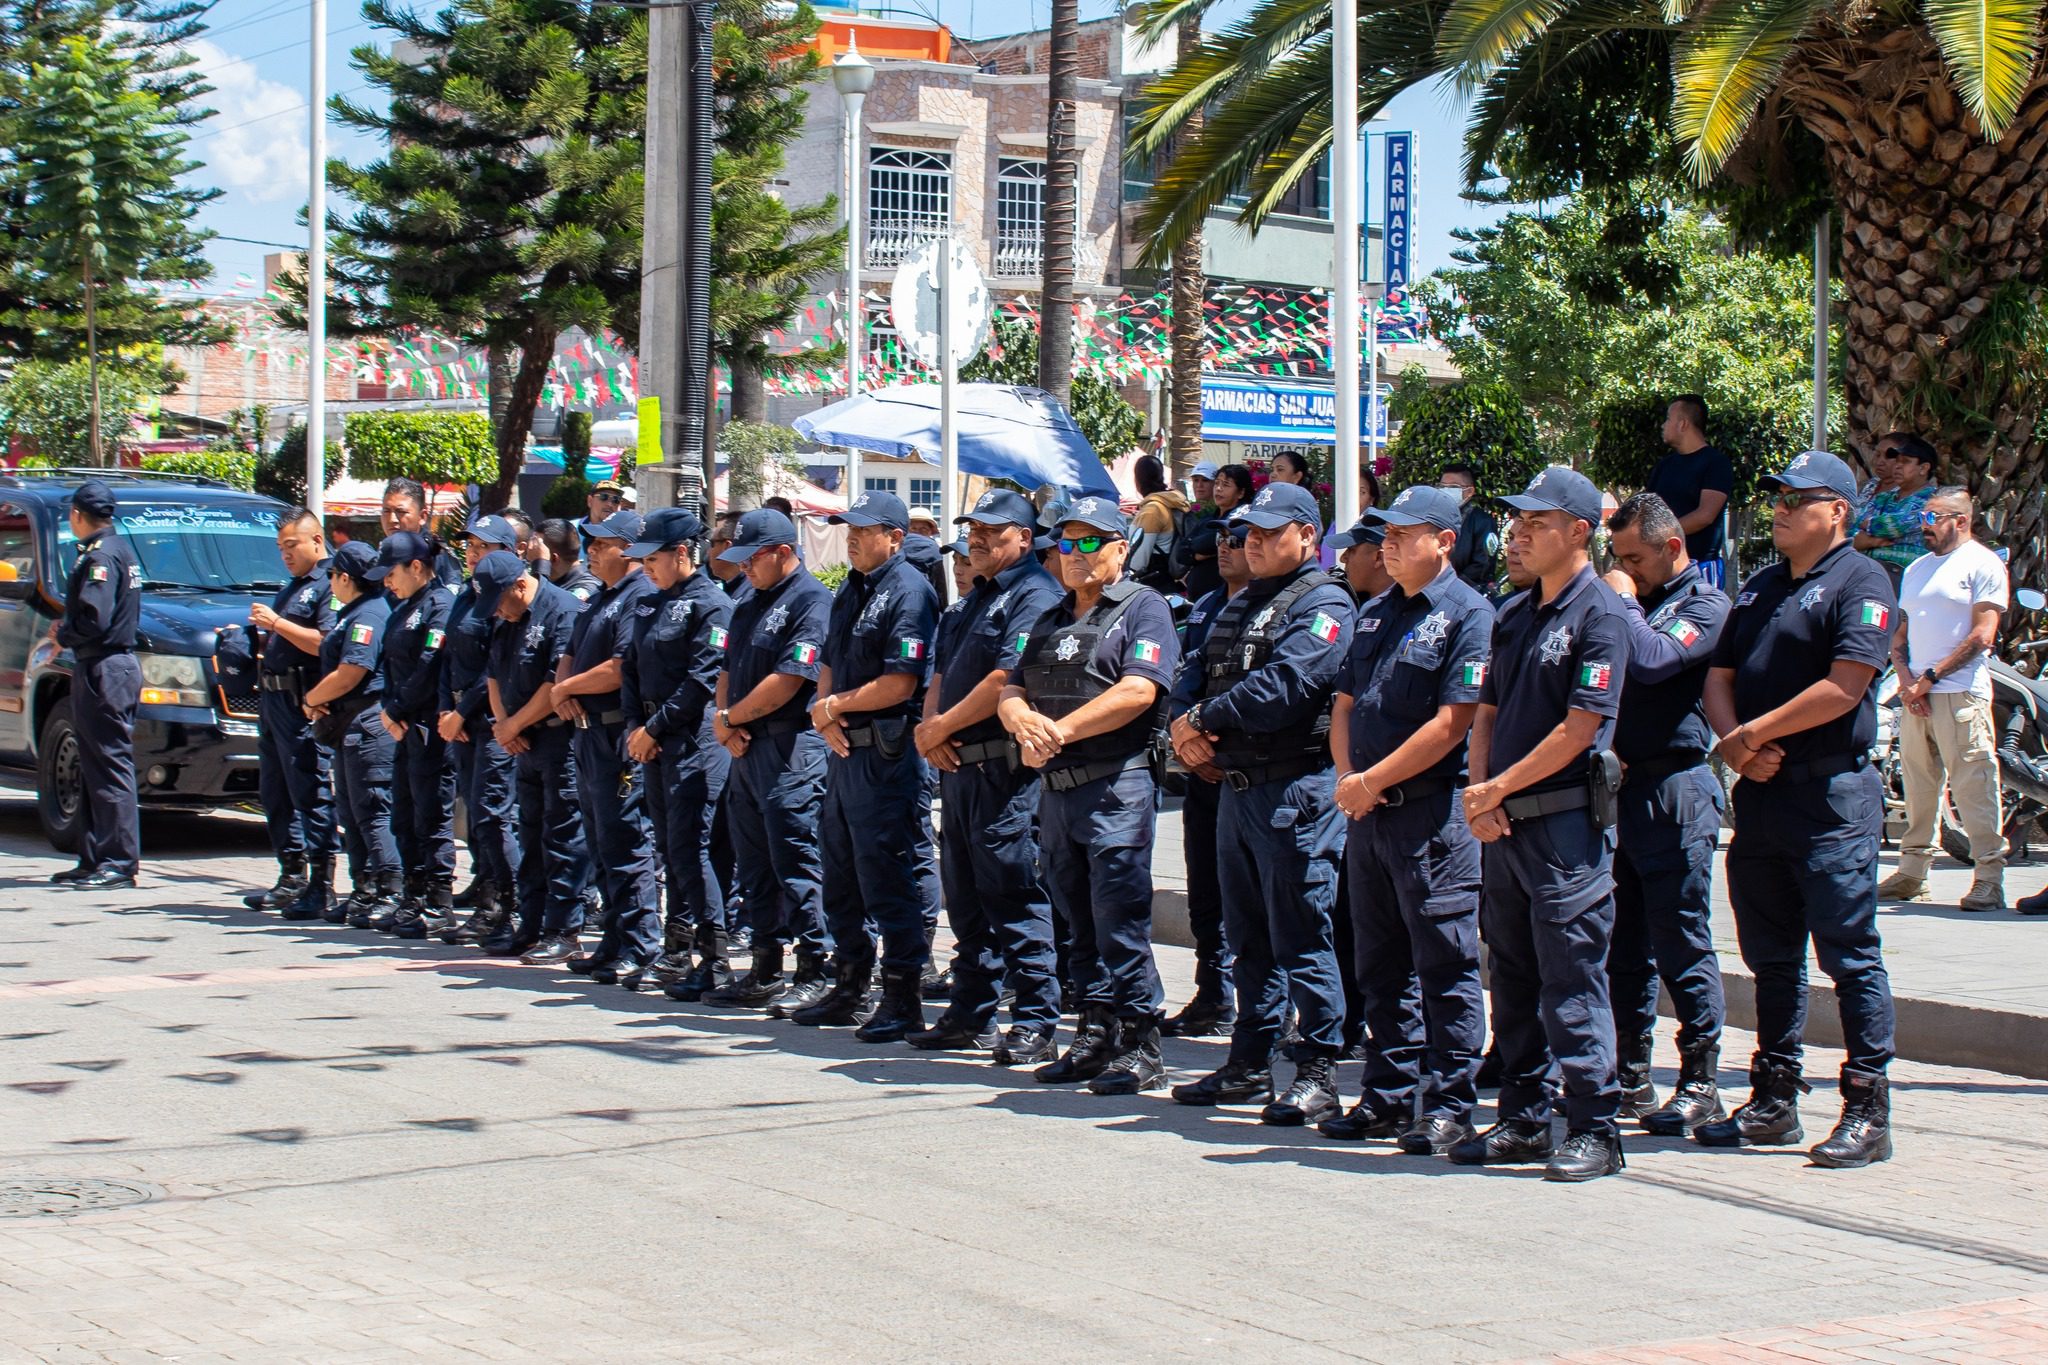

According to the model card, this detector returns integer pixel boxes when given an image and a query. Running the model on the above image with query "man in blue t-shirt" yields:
[1646,394,1736,586]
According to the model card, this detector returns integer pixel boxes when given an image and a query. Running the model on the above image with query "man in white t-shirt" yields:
[1879,485,2008,909]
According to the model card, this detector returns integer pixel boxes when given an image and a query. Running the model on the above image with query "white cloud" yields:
[185,39,310,204]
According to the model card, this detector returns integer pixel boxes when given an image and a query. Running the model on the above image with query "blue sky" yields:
[185,0,1505,296]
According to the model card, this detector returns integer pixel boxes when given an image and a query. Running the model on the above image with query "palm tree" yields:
[1167,11,1208,479]
[1126,0,2048,562]
[1039,0,1080,405]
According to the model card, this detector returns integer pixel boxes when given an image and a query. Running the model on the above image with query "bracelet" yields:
[1729,732,1755,753]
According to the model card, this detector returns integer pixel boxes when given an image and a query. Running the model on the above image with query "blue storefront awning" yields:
[1200,377,1387,446]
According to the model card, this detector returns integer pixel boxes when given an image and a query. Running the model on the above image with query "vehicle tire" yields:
[1939,787,2029,865]
[36,694,83,855]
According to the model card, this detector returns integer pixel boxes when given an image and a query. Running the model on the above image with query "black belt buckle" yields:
[1379,783,1407,808]
[1224,768,1253,793]
[573,712,590,729]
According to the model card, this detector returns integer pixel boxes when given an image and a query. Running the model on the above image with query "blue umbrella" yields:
[794,382,1118,499]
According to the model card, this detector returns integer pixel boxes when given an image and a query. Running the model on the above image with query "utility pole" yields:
[307,0,327,517]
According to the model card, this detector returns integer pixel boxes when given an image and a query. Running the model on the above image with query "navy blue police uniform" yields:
[1708,452,1896,1132]
[811,493,939,1026]
[478,553,592,952]
[368,532,458,925]
[554,562,601,606]
[1010,510,1180,1061]
[901,532,947,948]
[1162,527,1238,1034]
[254,551,337,888]
[1472,469,1631,1160]
[1609,559,1731,1123]
[619,510,735,993]
[439,517,521,931]
[1176,483,1353,1117]
[928,492,1066,1043]
[320,542,401,908]
[563,515,660,967]
[710,512,833,998]
[56,482,144,882]
[1330,488,1493,1142]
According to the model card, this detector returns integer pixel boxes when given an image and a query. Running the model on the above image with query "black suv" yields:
[0,468,294,851]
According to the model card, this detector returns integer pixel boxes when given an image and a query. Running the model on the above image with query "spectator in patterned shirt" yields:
[1854,433,1937,587]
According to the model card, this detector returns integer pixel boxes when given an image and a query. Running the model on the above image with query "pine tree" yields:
[313,0,647,500]
[0,0,223,372]
[711,0,844,424]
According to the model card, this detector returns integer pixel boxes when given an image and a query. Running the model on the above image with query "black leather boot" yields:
[372,874,423,933]
[907,1012,1000,1051]
[245,854,308,911]
[439,884,501,945]
[278,858,333,922]
[1318,1100,1403,1140]
[1545,1129,1625,1182]
[703,944,787,1007]
[992,1024,1057,1066]
[1617,1031,1658,1119]
[855,967,924,1043]
[481,913,539,958]
[1261,1057,1341,1126]
[1034,1007,1120,1084]
[662,927,728,1002]
[649,917,696,984]
[1447,1119,1554,1165]
[1641,1039,1725,1135]
[791,959,874,1027]
[405,881,455,940]
[1160,970,1236,1039]
[1087,1017,1165,1095]
[765,951,835,1017]
[1808,1070,1892,1168]
[1695,1056,1809,1147]
[1173,1058,1275,1107]
[349,873,402,930]
[325,875,368,925]
[451,878,485,909]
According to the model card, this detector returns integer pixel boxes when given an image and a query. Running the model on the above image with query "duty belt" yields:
[1771,751,1869,785]
[1042,752,1149,793]
[1222,753,1332,793]
[1377,774,1458,808]
[748,716,806,737]
[573,708,626,729]
[1501,785,1591,820]
[843,722,878,748]
[954,737,1018,768]
[1621,749,1708,786]
[259,672,304,693]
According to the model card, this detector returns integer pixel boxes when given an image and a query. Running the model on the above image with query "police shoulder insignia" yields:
[1858,600,1891,629]
[89,565,108,582]
[897,638,926,660]
[1459,660,1487,687]
[1308,612,1342,644]
[791,641,819,664]
[1538,625,1573,665]
[1736,591,1758,607]
[1133,639,1162,663]
[572,587,592,602]
[1578,661,1613,691]
[709,625,729,649]
[349,622,374,645]
[424,628,444,650]
[1667,618,1701,647]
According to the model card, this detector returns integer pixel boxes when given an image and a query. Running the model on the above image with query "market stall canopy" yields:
[795,383,1118,498]
[713,464,847,517]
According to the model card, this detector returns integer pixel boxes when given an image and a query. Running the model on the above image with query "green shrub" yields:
[141,448,256,489]
[813,562,850,591]
[563,410,594,460]
[1385,381,1547,499]
[256,425,344,509]
[344,410,496,486]
[541,474,592,520]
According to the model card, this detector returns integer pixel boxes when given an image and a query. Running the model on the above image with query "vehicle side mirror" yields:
[2016,588,2045,612]
[0,579,35,602]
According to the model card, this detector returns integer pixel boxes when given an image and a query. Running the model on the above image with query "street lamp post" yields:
[307,0,327,520]
[1331,0,1360,529]
[831,40,874,503]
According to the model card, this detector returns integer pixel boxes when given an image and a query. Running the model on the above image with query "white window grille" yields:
[864,476,900,497]
[994,158,1045,277]
[907,477,942,508]
[867,148,952,269]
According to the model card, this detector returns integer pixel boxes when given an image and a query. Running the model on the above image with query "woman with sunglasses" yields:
[1001,497,1182,1096]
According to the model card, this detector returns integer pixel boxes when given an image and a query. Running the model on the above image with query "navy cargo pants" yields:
[820,720,930,973]
[1217,768,1346,1063]
[1610,765,1726,1049]
[1038,764,1162,1022]
[730,725,828,959]
[940,753,1060,1032]
[576,718,660,961]
[513,723,591,937]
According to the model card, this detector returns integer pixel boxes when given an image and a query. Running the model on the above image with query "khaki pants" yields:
[1898,691,2005,878]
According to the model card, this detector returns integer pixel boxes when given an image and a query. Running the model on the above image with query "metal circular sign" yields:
[888,237,991,369]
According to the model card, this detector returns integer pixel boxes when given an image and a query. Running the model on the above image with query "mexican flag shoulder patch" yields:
[89,565,108,582]
[349,622,374,645]
[1309,611,1343,643]
[1013,631,1031,653]
[1459,660,1487,687]
[1133,639,1162,663]
[898,639,925,660]
[791,641,819,665]
[424,628,444,650]
[1667,618,1701,647]
[709,625,729,649]
[1579,661,1613,691]
[1859,600,1891,629]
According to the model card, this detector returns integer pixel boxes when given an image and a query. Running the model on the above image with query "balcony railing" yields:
[992,228,1044,278]
[866,216,949,270]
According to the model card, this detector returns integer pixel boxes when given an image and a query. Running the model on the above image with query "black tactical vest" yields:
[1200,569,1338,768]
[1017,579,1166,769]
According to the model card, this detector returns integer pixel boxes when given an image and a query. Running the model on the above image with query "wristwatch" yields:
[1921,668,1940,688]
[1186,702,1205,734]
[717,707,732,729]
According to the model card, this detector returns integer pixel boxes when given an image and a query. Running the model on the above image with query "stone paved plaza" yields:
[3,794,2047,1363]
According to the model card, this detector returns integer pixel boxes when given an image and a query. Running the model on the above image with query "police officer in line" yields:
[476,549,592,961]
[1598,492,1732,1135]
[242,507,336,917]
[909,490,1066,1061]
[378,477,464,590]
[1331,515,1393,602]
[794,491,939,1043]
[1701,450,1899,1168]
[1321,486,1493,1152]
[616,508,736,1000]
[899,527,950,999]
[436,514,526,946]
[365,530,459,938]
[1001,497,1181,1093]
[704,510,833,1012]
[1160,507,1251,1039]
[51,479,143,890]
[536,518,602,604]
[1170,482,1353,1125]
[1458,466,1631,1182]
[1324,513,1392,1058]
[549,511,660,985]
[301,540,401,923]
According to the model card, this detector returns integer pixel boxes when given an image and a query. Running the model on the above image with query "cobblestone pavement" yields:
[2,796,2046,1363]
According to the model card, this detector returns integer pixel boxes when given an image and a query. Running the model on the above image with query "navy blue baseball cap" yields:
[1055,494,1128,537]
[1764,450,1860,503]
[363,529,432,581]
[716,508,799,564]
[1238,481,1323,534]
[1328,518,1386,550]
[1219,506,1253,544]
[471,549,529,617]
[830,489,910,530]
[329,539,378,581]
[940,534,971,556]
[623,506,706,558]
[1368,485,1462,531]
[71,479,116,519]
[956,489,1037,528]
[584,509,644,543]
[466,514,518,549]
[1502,466,1604,526]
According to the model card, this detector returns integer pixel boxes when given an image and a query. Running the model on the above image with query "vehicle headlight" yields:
[137,652,209,708]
